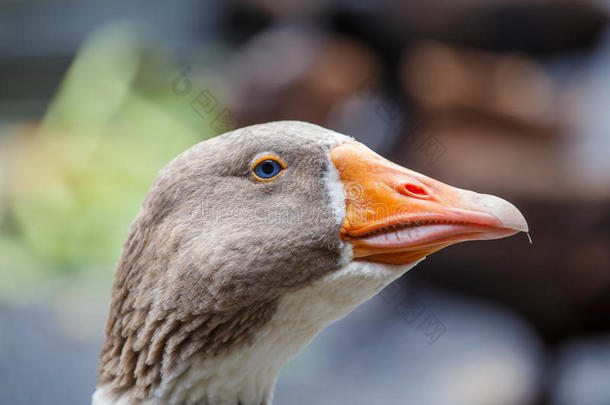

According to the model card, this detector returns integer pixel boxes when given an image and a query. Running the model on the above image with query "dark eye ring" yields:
[251,156,286,181]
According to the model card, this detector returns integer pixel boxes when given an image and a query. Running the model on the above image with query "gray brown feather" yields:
[97,122,346,400]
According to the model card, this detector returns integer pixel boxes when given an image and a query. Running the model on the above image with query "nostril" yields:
[400,183,429,198]
[405,184,426,195]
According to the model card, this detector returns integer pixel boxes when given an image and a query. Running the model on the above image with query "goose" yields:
[93,121,528,405]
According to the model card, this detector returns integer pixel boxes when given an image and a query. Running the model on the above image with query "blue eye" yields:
[252,158,285,181]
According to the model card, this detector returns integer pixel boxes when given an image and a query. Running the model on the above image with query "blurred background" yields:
[0,0,609,404]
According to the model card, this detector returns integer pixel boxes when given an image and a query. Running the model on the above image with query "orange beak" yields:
[330,142,528,265]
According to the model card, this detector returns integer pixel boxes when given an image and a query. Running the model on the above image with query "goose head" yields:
[94,121,527,405]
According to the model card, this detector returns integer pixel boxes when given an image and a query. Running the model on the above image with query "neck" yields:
[93,260,418,405]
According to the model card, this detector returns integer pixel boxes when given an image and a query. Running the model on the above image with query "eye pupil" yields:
[262,162,274,175]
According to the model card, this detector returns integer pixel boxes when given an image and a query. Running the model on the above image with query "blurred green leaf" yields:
[1,23,218,283]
